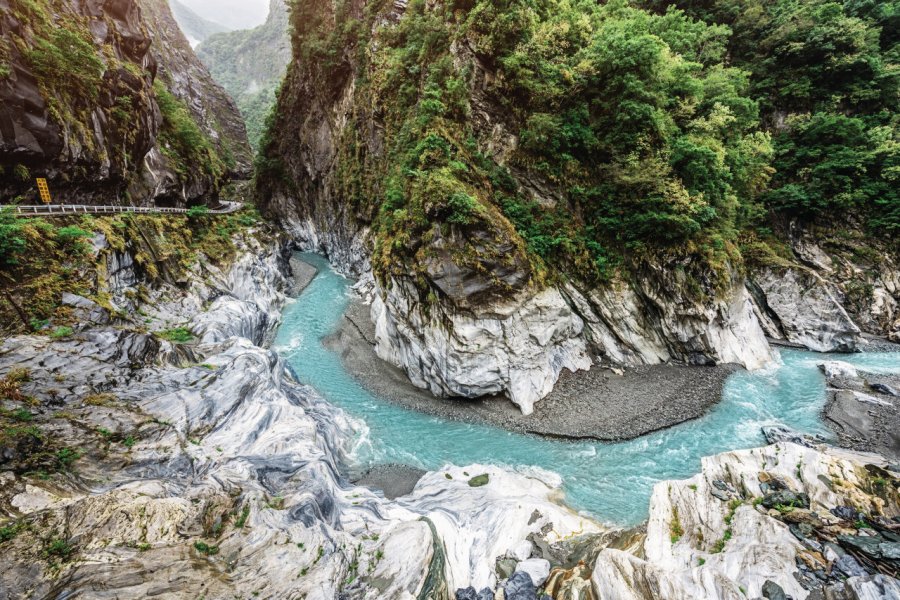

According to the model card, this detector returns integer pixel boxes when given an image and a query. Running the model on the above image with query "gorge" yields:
[0,0,898,599]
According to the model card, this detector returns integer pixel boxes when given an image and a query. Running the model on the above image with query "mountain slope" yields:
[259,0,898,412]
[168,0,228,46]
[258,0,779,413]
[0,0,250,206]
[175,0,270,31]
[196,0,290,151]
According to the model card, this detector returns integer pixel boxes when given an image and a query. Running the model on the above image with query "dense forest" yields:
[264,0,898,290]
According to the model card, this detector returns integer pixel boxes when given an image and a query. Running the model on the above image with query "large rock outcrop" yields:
[749,222,900,351]
[0,234,604,598]
[0,0,250,206]
[592,441,900,600]
[258,0,773,414]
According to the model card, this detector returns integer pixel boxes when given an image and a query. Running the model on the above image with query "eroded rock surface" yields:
[591,442,900,600]
[257,0,774,414]
[0,242,607,598]
[0,0,249,205]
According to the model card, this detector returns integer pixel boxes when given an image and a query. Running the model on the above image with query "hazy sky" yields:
[178,0,271,31]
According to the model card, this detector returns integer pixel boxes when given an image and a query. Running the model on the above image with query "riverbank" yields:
[323,296,740,442]
[822,363,900,462]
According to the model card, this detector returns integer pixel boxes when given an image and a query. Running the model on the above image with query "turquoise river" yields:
[274,253,900,526]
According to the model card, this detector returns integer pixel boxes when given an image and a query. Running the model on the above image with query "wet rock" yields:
[762,425,825,448]
[510,541,533,562]
[544,563,595,600]
[457,588,480,600]
[842,574,900,600]
[753,267,862,352]
[820,361,860,380]
[832,506,863,522]
[838,534,887,559]
[711,488,732,502]
[496,557,518,580]
[594,442,900,600]
[880,542,900,560]
[372,279,592,415]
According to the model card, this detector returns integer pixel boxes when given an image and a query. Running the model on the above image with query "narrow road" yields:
[9,201,243,216]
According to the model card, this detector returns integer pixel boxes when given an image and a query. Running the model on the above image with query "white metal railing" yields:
[8,201,243,216]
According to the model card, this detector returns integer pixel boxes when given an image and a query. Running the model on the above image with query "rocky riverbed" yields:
[2,243,899,600]
[0,241,605,598]
[820,361,900,463]
[325,296,740,441]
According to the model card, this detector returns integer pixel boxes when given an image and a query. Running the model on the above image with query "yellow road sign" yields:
[36,178,52,204]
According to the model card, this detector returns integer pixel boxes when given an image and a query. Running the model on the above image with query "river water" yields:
[274,253,900,526]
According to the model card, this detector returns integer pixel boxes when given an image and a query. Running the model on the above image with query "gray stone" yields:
[456,588,479,600]
[762,490,810,510]
[496,557,518,580]
[871,383,899,397]
[762,580,788,600]
[515,558,551,588]
[504,571,538,600]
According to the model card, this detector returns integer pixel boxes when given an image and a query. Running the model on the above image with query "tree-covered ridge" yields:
[196,0,291,152]
[648,0,899,234]
[265,0,897,299]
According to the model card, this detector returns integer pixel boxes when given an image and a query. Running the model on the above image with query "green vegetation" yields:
[669,506,684,544]
[234,505,251,529]
[711,498,742,552]
[0,206,265,335]
[262,0,898,295]
[44,538,75,560]
[49,326,74,339]
[647,0,899,236]
[157,327,194,343]
[154,80,227,182]
[193,541,219,556]
[0,521,24,544]
[468,474,490,487]
[25,28,104,103]
[195,0,291,152]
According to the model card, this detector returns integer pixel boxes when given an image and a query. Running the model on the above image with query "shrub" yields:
[0,208,27,266]
[49,326,74,339]
[186,205,210,219]
[446,192,480,225]
[25,28,103,102]
[157,327,194,343]
[154,81,224,180]
[193,541,219,556]
[55,226,92,252]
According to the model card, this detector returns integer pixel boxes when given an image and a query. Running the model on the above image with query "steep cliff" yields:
[258,0,774,413]
[0,0,250,206]
[747,222,900,350]
[139,0,254,200]
[195,0,290,151]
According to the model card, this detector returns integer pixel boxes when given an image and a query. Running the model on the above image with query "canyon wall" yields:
[0,0,250,206]
[258,0,774,414]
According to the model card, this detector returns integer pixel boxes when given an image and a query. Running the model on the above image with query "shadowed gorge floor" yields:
[274,254,900,525]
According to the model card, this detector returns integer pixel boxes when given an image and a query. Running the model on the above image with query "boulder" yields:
[504,571,538,600]
[515,558,551,588]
